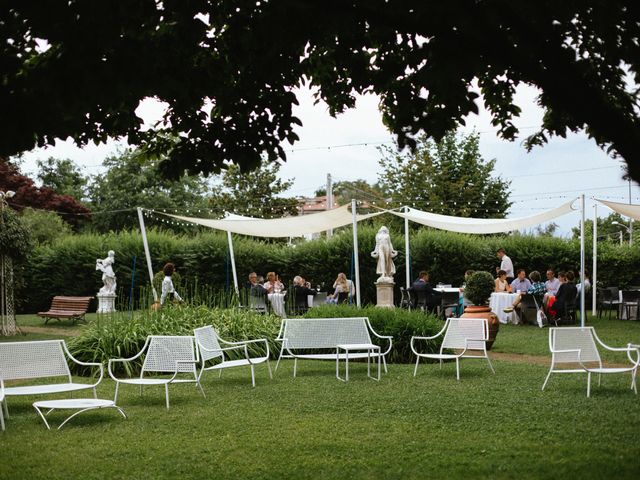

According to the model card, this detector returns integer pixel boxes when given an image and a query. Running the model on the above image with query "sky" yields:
[16,83,640,237]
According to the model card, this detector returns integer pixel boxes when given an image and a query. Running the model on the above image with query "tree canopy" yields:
[2,2,640,181]
[378,132,511,217]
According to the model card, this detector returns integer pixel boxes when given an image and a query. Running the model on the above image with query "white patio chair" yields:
[411,318,495,380]
[542,327,640,397]
[108,335,204,410]
[1,376,5,431]
[194,326,271,387]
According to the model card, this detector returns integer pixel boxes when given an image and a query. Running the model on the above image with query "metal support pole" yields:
[137,207,158,302]
[352,199,361,307]
[404,206,410,290]
[326,173,333,238]
[592,203,597,316]
[227,231,239,295]
[580,194,586,327]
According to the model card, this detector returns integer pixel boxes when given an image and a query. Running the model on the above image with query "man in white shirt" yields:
[544,269,561,296]
[496,248,514,283]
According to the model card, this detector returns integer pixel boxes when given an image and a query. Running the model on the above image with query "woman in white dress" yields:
[160,263,183,306]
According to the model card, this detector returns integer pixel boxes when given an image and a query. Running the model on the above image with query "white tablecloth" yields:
[490,292,519,324]
[268,292,287,317]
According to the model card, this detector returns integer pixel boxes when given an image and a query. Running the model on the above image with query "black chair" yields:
[439,291,459,319]
[519,294,538,325]
[598,287,620,320]
[556,301,577,326]
[248,292,267,314]
[399,287,413,310]
[621,290,640,321]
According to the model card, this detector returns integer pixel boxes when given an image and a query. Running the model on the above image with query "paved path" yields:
[20,326,79,337]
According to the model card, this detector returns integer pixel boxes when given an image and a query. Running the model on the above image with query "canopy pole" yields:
[404,206,410,290]
[352,199,361,307]
[227,231,239,295]
[592,203,597,316]
[137,207,158,302]
[580,195,586,327]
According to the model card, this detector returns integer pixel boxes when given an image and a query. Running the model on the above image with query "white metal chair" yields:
[542,327,640,397]
[108,336,204,410]
[411,318,495,380]
[1,376,5,431]
[194,326,271,387]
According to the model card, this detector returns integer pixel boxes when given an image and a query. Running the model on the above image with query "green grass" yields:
[1,360,639,479]
[2,312,640,479]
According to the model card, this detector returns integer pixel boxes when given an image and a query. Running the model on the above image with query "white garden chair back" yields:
[194,325,271,387]
[275,317,393,377]
[411,318,495,380]
[0,340,103,415]
[108,335,204,410]
[542,326,640,397]
[0,377,5,431]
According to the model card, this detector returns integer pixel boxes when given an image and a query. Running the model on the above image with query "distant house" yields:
[298,195,339,215]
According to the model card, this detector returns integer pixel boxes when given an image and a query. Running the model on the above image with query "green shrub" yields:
[68,306,281,375]
[464,271,495,305]
[303,304,442,363]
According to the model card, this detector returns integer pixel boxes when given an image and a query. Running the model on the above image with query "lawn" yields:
[1,313,639,479]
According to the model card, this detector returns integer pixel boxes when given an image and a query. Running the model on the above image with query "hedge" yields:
[18,222,640,313]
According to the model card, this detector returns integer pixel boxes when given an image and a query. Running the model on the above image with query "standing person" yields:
[160,262,182,306]
[496,248,514,284]
[293,275,316,313]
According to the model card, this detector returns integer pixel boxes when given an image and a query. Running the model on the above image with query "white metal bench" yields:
[1,377,5,431]
[0,340,103,416]
[194,325,272,387]
[108,335,205,410]
[411,318,495,380]
[275,317,392,379]
[542,326,640,397]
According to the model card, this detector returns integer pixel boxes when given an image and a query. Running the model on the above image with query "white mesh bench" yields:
[275,317,392,380]
[0,340,103,417]
[0,377,5,431]
[542,326,640,397]
[411,318,495,380]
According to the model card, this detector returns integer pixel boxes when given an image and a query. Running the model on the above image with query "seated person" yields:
[510,269,532,294]
[327,273,352,304]
[247,272,267,295]
[293,276,316,312]
[412,271,441,313]
[263,271,284,293]
[494,270,512,293]
[553,271,578,320]
[544,269,560,296]
[504,271,545,314]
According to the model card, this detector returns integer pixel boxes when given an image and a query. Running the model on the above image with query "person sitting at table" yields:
[247,272,267,297]
[263,271,284,294]
[327,272,352,304]
[551,271,578,322]
[495,270,512,293]
[510,269,532,294]
[504,271,545,316]
[293,275,316,313]
[544,269,560,296]
[411,271,441,313]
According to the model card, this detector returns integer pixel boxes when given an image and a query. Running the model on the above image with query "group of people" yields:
[246,271,355,312]
[496,248,590,322]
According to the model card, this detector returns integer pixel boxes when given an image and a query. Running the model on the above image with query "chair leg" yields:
[382,355,388,373]
[413,356,420,377]
[598,373,601,387]
[485,355,495,374]
[197,380,206,398]
[250,365,256,387]
[266,359,273,379]
[293,358,298,377]
[0,403,4,431]
[587,372,591,398]
[93,387,97,399]
[542,369,553,391]
[114,382,120,404]
[455,358,460,381]
[165,384,170,410]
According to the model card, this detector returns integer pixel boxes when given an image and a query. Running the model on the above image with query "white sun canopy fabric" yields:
[596,199,640,221]
[160,204,382,237]
[389,198,578,234]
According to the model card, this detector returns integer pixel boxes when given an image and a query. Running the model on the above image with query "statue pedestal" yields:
[96,293,116,314]
[375,280,395,309]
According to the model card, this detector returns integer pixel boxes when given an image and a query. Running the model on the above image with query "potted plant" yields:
[461,271,499,350]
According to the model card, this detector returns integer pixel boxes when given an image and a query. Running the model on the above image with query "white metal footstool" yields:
[33,398,127,430]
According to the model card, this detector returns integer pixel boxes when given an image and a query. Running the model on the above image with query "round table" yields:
[268,292,287,317]
[32,398,127,430]
[490,292,520,324]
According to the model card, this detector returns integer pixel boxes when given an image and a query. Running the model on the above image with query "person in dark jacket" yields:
[552,271,578,322]
[293,275,316,313]
[411,271,441,313]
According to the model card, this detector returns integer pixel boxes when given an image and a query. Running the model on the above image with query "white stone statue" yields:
[96,250,117,295]
[371,226,397,283]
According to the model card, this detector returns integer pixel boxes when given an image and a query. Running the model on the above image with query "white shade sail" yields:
[389,198,578,234]
[596,199,640,221]
[159,205,382,237]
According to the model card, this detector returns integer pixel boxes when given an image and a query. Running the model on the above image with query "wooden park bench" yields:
[37,296,93,324]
